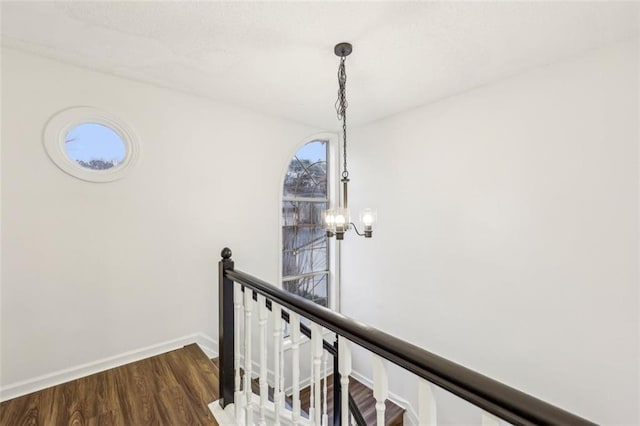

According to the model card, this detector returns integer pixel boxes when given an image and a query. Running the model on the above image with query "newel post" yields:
[218,247,235,408]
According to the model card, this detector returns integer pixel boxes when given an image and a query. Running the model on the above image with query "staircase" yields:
[213,359,404,425]
[297,375,404,426]
[213,248,596,426]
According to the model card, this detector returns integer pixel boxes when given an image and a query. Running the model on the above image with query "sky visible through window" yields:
[65,123,126,164]
[295,140,325,163]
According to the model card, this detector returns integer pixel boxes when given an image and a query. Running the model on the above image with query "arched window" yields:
[282,138,335,307]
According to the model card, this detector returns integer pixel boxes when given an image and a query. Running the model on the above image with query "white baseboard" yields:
[0,331,218,402]
[350,370,419,426]
[196,332,219,359]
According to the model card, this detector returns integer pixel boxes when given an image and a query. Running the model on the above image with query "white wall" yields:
[0,48,317,393]
[2,38,638,425]
[342,40,639,425]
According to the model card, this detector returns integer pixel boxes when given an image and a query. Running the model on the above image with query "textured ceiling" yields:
[2,1,638,129]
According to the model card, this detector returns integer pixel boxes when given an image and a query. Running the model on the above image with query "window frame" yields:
[279,133,340,312]
[43,106,140,182]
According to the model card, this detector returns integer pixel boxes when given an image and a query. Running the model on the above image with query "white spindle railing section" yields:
[322,352,329,426]
[418,378,437,425]
[279,316,285,411]
[233,282,243,421]
[311,324,323,426]
[231,287,509,426]
[216,250,596,426]
[308,338,315,425]
[272,303,282,425]
[243,289,254,426]
[229,288,553,426]
[372,356,389,425]
[229,294,516,426]
[290,312,302,425]
[257,295,268,426]
[338,336,352,426]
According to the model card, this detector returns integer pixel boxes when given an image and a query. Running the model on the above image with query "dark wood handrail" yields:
[221,250,595,426]
[245,287,339,355]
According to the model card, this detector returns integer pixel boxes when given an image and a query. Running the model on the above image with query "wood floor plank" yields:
[164,345,217,424]
[0,345,219,426]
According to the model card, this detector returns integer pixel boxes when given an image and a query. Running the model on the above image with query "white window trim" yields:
[278,132,341,313]
[43,106,140,182]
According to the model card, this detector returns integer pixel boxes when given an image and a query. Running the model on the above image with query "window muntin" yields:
[283,140,327,198]
[282,140,329,307]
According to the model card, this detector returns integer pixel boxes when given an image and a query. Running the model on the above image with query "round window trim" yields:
[43,107,140,182]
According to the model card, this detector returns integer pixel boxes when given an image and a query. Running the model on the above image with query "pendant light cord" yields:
[335,55,349,180]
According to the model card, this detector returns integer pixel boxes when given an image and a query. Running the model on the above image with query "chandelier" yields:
[324,43,377,240]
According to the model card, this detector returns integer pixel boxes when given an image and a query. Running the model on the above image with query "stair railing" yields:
[247,288,366,425]
[218,248,596,425]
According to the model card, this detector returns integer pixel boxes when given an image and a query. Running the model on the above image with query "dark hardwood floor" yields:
[1,345,404,425]
[0,344,219,426]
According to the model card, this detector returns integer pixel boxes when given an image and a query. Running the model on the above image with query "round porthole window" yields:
[44,107,140,182]
[65,123,127,170]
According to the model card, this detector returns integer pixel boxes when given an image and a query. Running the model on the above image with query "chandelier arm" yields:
[349,222,366,237]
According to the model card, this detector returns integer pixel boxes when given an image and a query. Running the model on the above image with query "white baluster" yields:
[311,324,323,425]
[280,316,285,410]
[418,378,437,426]
[482,412,501,426]
[338,336,352,426]
[258,295,268,426]
[322,352,328,426]
[244,289,254,425]
[272,303,282,425]
[234,283,243,420]
[373,356,388,426]
[290,313,301,424]
[309,328,315,423]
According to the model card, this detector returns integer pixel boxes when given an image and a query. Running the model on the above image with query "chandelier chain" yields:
[335,55,349,179]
